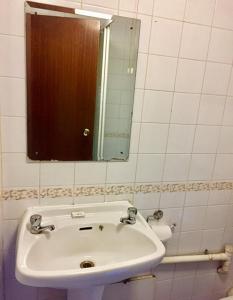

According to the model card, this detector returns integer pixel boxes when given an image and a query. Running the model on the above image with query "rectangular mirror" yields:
[25,1,140,161]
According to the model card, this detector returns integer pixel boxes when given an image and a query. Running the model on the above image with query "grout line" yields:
[153,14,233,33]
[1,5,233,33]
[132,0,156,205]
[132,45,153,190]
[138,52,233,66]
[135,0,140,18]
[107,87,232,97]
[5,15,233,32]
[131,122,225,127]
[164,0,189,297]
[189,1,218,297]
[3,116,233,128]
[117,0,120,15]
[160,0,188,197]
[214,64,233,275]
[186,0,217,205]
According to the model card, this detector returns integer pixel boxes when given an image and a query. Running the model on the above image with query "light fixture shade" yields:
[75,9,112,20]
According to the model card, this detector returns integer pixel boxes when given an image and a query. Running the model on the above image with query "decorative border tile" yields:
[105,184,135,195]
[2,188,39,201]
[40,187,73,198]
[2,181,233,201]
[74,186,106,197]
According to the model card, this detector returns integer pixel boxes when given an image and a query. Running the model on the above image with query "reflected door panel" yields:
[26,14,100,160]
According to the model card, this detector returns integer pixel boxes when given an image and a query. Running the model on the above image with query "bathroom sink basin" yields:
[16,201,165,289]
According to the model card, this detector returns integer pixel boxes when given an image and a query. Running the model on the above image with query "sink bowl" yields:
[16,201,165,290]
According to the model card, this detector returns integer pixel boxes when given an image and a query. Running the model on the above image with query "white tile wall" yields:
[189,154,215,180]
[193,126,220,153]
[142,90,173,123]
[149,18,183,57]
[213,0,233,30]
[154,0,186,21]
[218,127,233,153]
[208,28,233,63]
[181,206,206,231]
[180,23,210,60]
[184,0,216,26]
[198,95,225,125]
[223,97,233,125]
[160,192,185,208]
[203,62,232,95]
[75,162,107,184]
[139,123,169,153]
[130,122,140,153]
[2,154,40,188]
[138,14,151,53]
[1,0,233,299]
[228,73,233,96]
[0,35,25,78]
[136,154,164,182]
[171,93,200,124]
[119,0,137,12]
[145,55,177,90]
[137,0,153,15]
[214,154,233,180]
[1,117,26,153]
[167,124,195,153]
[163,154,190,181]
[132,89,144,122]
[0,77,26,117]
[175,59,206,93]
[106,154,137,183]
[40,163,75,186]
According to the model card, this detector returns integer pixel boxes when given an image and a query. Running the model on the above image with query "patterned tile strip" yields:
[2,189,39,201]
[74,186,106,197]
[40,187,73,198]
[2,181,233,201]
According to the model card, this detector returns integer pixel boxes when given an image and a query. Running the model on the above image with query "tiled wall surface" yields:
[1,0,233,299]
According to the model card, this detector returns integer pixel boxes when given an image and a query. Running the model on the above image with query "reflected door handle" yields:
[83,128,90,136]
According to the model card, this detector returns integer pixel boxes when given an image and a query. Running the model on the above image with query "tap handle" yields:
[30,214,42,227]
[128,207,137,218]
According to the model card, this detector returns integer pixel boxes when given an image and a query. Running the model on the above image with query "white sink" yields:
[16,201,165,299]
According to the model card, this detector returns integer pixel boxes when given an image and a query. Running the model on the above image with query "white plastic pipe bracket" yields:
[217,245,233,274]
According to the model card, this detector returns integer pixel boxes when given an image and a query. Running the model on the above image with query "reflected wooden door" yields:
[26,14,100,160]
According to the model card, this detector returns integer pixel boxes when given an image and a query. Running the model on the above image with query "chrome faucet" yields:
[30,214,55,234]
[120,207,137,225]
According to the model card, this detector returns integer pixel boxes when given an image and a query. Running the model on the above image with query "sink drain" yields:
[80,260,95,269]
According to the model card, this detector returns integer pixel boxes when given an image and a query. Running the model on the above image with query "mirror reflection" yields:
[25,2,140,161]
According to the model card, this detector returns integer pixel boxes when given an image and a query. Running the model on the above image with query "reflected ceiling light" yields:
[75,9,112,20]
